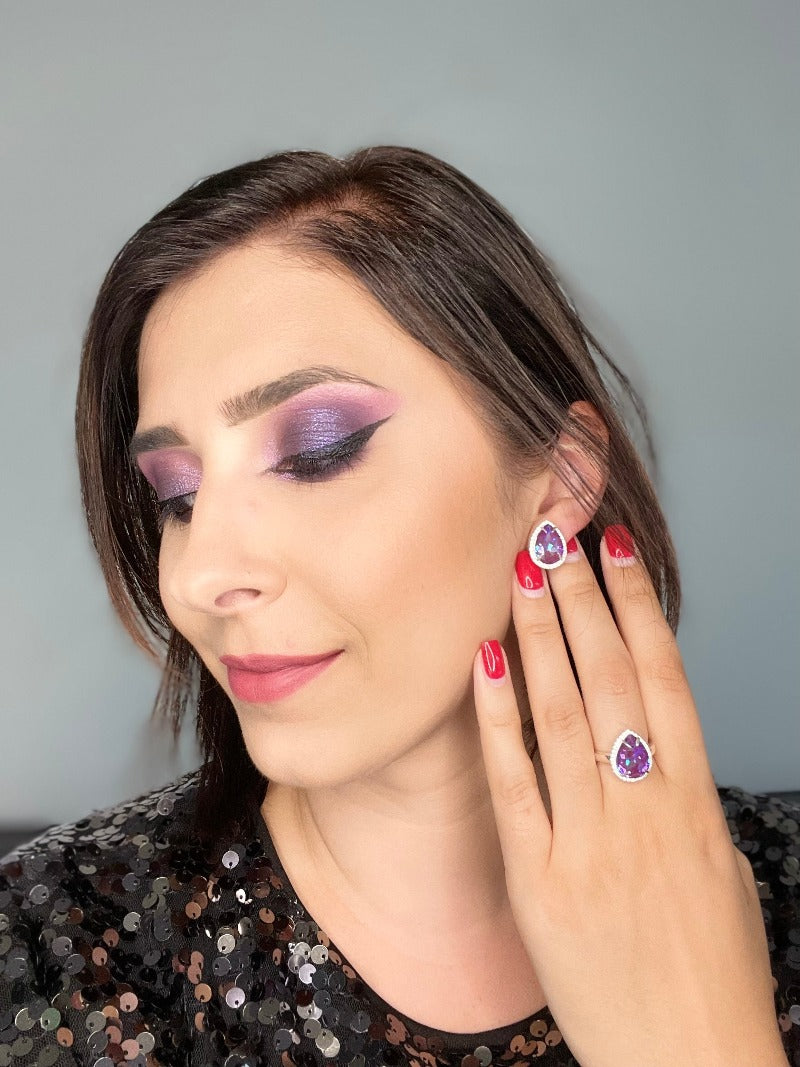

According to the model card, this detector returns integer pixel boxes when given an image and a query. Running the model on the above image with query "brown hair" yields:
[75,145,679,846]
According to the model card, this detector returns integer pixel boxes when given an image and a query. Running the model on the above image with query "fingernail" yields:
[604,524,636,566]
[481,639,506,683]
[566,536,580,562]
[515,549,546,597]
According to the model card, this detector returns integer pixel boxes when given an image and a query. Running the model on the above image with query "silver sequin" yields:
[1,769,797,1066]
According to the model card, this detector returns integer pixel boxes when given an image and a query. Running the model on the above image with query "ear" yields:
[533,400,609,541]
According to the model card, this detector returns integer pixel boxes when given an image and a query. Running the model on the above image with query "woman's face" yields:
[134,241,540,788]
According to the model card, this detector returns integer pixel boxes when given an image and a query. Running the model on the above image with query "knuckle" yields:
[485,701,522,731]
[484,704,510,728]
[516,615,558,642]
[499,771,536,814]
[569,581,599,615]
[643,652,687,694]
[593,654,637,698]
[622,581,660,616]
[540,700,585,743]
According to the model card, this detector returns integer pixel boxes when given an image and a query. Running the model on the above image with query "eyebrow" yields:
[128,364,384,462]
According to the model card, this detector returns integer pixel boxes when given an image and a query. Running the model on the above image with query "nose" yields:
[160,479,287,616]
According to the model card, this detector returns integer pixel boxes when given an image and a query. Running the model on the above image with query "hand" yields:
[472,524,787,1067]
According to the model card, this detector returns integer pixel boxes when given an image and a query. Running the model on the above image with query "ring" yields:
[594,729,656,782]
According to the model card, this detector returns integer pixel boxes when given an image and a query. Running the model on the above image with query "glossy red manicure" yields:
[604,524,636,564]
[481,640,506,680]
[515,550,545,596]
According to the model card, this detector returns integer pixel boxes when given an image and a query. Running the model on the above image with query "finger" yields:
[511,548,602,834]
[473,640,550,884]
[599,525,718,802]
[544,534,652,787]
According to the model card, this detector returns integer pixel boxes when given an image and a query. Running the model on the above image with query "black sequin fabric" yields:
[1,769,798,1066]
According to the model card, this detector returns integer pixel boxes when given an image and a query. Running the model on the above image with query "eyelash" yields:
[154,421,384,532]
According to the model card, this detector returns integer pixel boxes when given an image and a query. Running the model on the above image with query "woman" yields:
[1,146,796,1067]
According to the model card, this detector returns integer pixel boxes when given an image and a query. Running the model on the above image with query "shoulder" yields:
[717,783,800,1056]
[0,768,203,1063]
[1,765,202,873]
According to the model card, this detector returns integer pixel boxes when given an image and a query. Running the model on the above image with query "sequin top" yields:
[1,768,798,1067]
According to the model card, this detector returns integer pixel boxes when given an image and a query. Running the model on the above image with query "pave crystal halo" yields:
[527,520,568,570]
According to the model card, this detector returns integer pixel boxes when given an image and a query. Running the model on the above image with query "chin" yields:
[240,722,391,792]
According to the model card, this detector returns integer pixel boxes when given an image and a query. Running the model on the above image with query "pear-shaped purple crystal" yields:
[532,523,566,567]
[614,732,652,781]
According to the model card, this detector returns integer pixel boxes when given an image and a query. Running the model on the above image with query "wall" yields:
[0,0,797,826]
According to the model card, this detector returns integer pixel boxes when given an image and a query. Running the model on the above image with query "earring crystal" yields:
[528,520,568,569]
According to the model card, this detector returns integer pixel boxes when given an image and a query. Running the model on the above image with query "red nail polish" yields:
[481,640,506,679]
[566,537,579,555]
[515,550,544,591]
[604,524,635,560]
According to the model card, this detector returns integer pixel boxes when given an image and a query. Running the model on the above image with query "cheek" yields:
[333,455,509,682]
[156,542,185,632]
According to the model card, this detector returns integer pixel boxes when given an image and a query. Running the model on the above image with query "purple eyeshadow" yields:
[136,452,200,501]
[136,383,401,500]
[278,406,366,454]
[262,385,400,467]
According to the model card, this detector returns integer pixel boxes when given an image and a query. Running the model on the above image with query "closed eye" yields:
[154,416,390,531]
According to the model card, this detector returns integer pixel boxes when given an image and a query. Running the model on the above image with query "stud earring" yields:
[528,520,568,570]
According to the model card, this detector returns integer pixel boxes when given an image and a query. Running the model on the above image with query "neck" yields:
[260,641,549,949]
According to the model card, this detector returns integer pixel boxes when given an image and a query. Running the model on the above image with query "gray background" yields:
[1,0,797,832]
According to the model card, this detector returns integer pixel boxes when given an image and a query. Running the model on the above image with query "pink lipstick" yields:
[221,650,342,703]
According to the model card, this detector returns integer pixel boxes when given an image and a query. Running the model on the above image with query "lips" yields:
[220,650,341,673]
[222,650,342,703]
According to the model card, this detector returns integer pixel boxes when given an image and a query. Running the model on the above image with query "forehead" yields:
[137,241,419,401]
[133,239,507,502]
